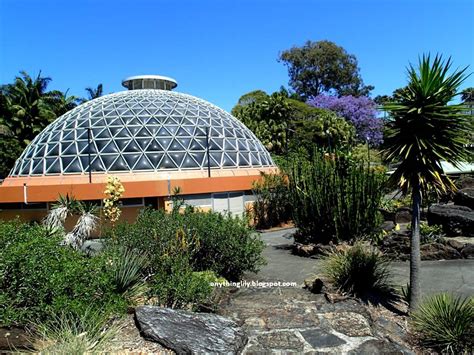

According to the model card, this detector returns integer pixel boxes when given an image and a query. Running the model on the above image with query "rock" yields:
[379,208,396,222]
[445,239,465,251]
[461,244,474,259]
[348,339,413,354]
[0,327,32,351]
[324,312,372,337]
[248,332,305,352]
[135,306,247,354]
[420,243,461,260]
[304,277,326,294]
[395,207,412,224]
[381,221,395,232]
[427,204,474,237]
[456,176,474,190]
[293,243,334,258]
[325,292,348,303]
[300,329,346,348]
[454,188,474,209]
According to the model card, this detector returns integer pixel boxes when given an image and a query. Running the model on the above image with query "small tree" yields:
[383,55,471,310]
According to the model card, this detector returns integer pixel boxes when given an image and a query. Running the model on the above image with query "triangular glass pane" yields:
[109,156,129,171]
[64,157,82,173]
[133,155,153,170]
[45,158,61,174]
[46,143,60,156]
[123,154,140,168]
[31,159,43,175]
[101,155,117,169]
[136,138,151,151]
[123,140,141,153]
[159,154,177,169]
[146,153,163,167]
[238,153,250,166]
[63,142,78,156]
[90,157,105,171]
[181,153,199,168]
[168,140,185,151]
[102,141,119,154]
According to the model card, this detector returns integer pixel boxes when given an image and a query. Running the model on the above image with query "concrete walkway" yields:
[249,228,474,298]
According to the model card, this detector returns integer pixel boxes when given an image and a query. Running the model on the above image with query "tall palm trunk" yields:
[410,182,422,311]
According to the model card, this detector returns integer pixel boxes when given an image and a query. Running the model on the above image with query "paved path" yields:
[248,228,474,298]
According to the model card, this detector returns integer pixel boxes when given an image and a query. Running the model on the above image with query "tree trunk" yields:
[409,183,422,311]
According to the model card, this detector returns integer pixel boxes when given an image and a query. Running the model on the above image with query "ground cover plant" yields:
[289,150,385,244]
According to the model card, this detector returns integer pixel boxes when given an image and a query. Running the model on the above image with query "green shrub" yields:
[108,208,265,281]
[323,243,393,298]
[289,151,385,244]
[252,172,292,229]
[33,306,121,353]
[411,293,473,353]
[0,220,127,326]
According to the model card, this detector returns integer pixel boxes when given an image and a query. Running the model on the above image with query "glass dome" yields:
[9,90,274,176]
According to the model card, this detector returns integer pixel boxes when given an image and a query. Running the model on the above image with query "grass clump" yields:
[33,307,122,354]
[323,243,393,299]
[411,293,473,354]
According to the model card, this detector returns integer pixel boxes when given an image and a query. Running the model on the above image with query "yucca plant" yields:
[323,243,393,299]
[43,194,78,230]
[383,55,472,310]
[64,202,100,250]
[411,293,473,353]
[109,247,149,295]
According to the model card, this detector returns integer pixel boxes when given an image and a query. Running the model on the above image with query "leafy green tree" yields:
[235,92,290,154]
[383,55,471,310]
[279,40,373,99]
[0,134,23,178]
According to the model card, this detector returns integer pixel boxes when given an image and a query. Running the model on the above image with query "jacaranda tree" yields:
[383,55,471,310]
[307,94,383,145]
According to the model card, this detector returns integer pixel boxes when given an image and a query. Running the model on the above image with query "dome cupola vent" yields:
[122,75,178,91]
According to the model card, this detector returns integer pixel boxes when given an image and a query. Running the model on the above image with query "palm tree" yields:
[48,89,79,116]
[0,71,57,144]
[383,55,471,311]
[84,84,103,101]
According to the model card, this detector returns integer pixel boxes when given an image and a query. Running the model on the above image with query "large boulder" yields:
[420,242,461,260]
[461,244,474,259]
[427,204,474,237]
[454,188,474,209]
[135,306,247,354]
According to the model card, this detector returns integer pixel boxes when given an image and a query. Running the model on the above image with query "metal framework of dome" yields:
[10,89,274,176]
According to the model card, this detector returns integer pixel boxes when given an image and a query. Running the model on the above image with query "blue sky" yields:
[1,0,473,112]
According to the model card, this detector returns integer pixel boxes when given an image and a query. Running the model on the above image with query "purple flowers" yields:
[307,95,383,145]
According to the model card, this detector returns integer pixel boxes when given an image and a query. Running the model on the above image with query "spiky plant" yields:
[43,194,78,230]
[63,202,99,249]
[411,293,473,353]
[383,55,472,310]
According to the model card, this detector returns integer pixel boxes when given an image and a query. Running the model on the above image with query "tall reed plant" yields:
[289,151,385,244]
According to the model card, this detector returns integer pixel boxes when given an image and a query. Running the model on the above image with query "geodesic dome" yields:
[9,90,274,176]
